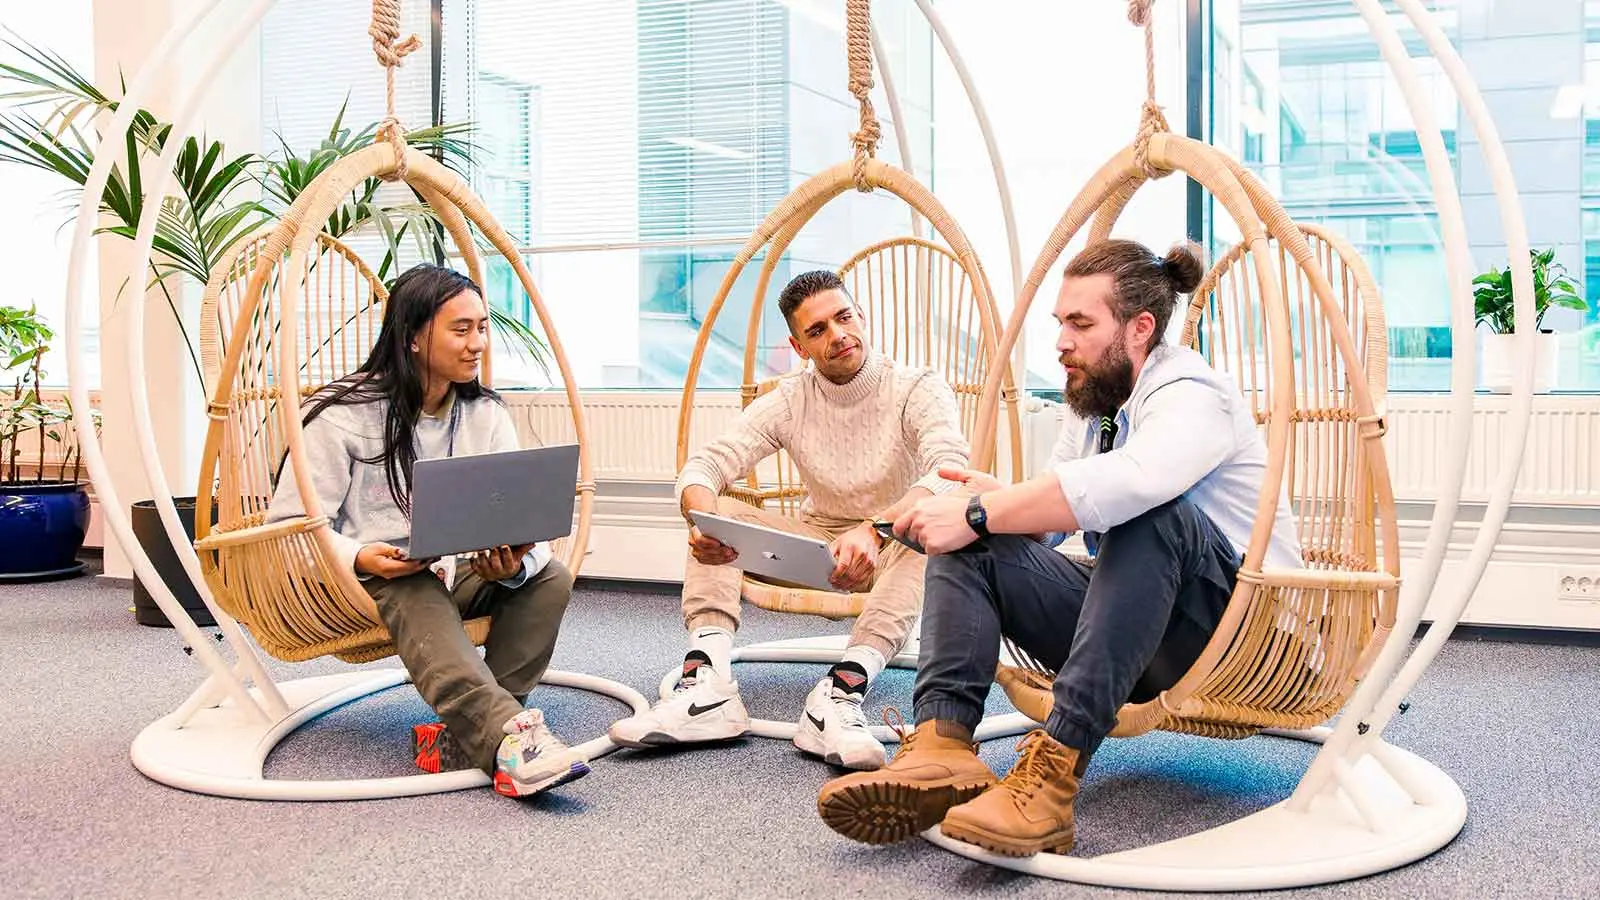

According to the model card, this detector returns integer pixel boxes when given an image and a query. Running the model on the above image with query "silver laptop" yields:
[688,510,845,593]
[408,444,579,559]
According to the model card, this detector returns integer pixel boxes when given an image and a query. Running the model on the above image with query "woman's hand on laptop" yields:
[829,524,879,591]
[356,542,428,579]
[470,544,534,582]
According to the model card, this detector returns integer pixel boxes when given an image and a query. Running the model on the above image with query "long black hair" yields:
[300,263,499,515]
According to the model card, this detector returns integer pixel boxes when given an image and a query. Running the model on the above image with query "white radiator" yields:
[505,390,745,482]
[1018,394,1600,506]
[492,389,1600,631]
[1385,395,1600,505]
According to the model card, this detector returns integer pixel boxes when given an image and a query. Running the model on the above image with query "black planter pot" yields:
[131,497,218,628]
[0,481,89,581]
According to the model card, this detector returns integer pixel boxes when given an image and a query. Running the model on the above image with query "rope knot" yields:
[845,0,879,192]
[1133,99,1173,179]
[369,0,419,182]
[369,0,421,68]
[1127,0,1169,180]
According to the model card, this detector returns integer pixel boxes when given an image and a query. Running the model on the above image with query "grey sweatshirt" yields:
[267,387,552,586]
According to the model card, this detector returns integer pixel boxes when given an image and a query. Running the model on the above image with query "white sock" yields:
[689,626,734,678]
[839,644,887,686]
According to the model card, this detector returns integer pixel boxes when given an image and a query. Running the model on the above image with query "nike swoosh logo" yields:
[687,699,730,716]
[806,712,826,732]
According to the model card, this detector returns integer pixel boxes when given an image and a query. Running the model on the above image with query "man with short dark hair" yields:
[609,269,970,770]
[817,239,1302,854]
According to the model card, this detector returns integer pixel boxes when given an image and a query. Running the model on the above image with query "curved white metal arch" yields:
[64,0,266,725]
[1294,0,1539,798]
[65,0,644,801]
[120,0,287,723]
[928,0,1536,890]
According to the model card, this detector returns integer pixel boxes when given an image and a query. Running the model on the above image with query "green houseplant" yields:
[1473,248,1589,393]
[0,305,97,580]
[2,36,552,615]
[0,38,551,389]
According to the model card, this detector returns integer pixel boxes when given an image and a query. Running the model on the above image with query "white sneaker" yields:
[792,678,887,770]
[609,658,751,747]
[492,708,590,798]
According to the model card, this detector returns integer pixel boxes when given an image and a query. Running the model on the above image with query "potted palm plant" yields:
[1474,248,1589,393]
[1,37,551,620]
[0,305,96,580]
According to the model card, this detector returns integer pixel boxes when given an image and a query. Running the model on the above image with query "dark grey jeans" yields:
[367,560,574,773]
[913,497,1238,758]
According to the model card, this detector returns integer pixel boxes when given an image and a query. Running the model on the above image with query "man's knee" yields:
[925,535,1029,594]
[714,494,762,520]
[372,571,450,622]
[1104,496,1205,545]
[542,558,575,593]
[935,533,1038,572]
[926,549,979,583]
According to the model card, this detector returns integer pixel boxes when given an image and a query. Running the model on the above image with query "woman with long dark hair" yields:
[268,263,586,798]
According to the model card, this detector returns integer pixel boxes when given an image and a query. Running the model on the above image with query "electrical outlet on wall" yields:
[1556,568,1600,602]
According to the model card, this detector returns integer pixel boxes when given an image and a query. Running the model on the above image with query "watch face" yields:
[966,495,987,533]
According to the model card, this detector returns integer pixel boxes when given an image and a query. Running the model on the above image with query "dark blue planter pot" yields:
[0,481,89,581]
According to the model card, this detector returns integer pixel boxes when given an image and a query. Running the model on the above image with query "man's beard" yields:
[1061,336,1135,419]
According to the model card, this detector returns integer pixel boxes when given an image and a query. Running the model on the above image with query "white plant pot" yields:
[1479,331,1559,394]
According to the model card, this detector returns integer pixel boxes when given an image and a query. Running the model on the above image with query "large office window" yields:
[0,2,97,386]
[447,0,933,389]
[1212,0,1600,391]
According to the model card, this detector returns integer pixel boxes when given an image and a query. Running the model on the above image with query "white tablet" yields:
[687,510,845,593]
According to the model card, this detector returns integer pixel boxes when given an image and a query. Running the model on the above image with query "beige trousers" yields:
[682,495,925,660]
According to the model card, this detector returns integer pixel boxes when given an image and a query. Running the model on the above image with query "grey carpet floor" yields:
[1,562,1596,900]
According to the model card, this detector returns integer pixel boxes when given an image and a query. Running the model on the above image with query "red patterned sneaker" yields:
[411,722,473,774]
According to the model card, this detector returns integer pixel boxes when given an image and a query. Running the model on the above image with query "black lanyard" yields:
[446,398,460,458]
[422,396,461,458]
[1097,416,1118,454]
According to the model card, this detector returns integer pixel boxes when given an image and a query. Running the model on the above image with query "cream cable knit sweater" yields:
[676,349,970,520]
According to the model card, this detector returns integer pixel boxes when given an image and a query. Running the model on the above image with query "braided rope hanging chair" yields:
[191,19,595,666]
[676,0,1024,624]
[973,4,1400,743]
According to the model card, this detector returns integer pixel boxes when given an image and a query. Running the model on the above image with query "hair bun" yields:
[1161,241,1205,294]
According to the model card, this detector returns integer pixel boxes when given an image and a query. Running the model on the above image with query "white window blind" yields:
[450,0,929,249]
[433,0,932,389]
[0,1,97,386]
[260,0,434,156]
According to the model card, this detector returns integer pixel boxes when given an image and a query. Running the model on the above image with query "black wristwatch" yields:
[965,494,990,538]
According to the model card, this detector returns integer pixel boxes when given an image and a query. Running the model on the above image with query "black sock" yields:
[827,661,869,699]
[681,649,713,682]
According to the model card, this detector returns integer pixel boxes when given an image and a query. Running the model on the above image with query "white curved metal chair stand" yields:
[926,2,1538,891]
[59,0,638,800]
[131,668,649,802]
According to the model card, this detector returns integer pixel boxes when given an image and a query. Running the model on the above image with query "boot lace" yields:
[882,707,913,751]
[1005,729,1067,800]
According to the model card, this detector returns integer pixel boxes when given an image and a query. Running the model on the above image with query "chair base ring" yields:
[656,634,1036,743]
[131,668,649,801]
[922,728,1465,891]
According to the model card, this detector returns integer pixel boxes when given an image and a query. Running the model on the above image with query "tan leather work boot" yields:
[817,713,997,845]
[939,729,1084,856]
